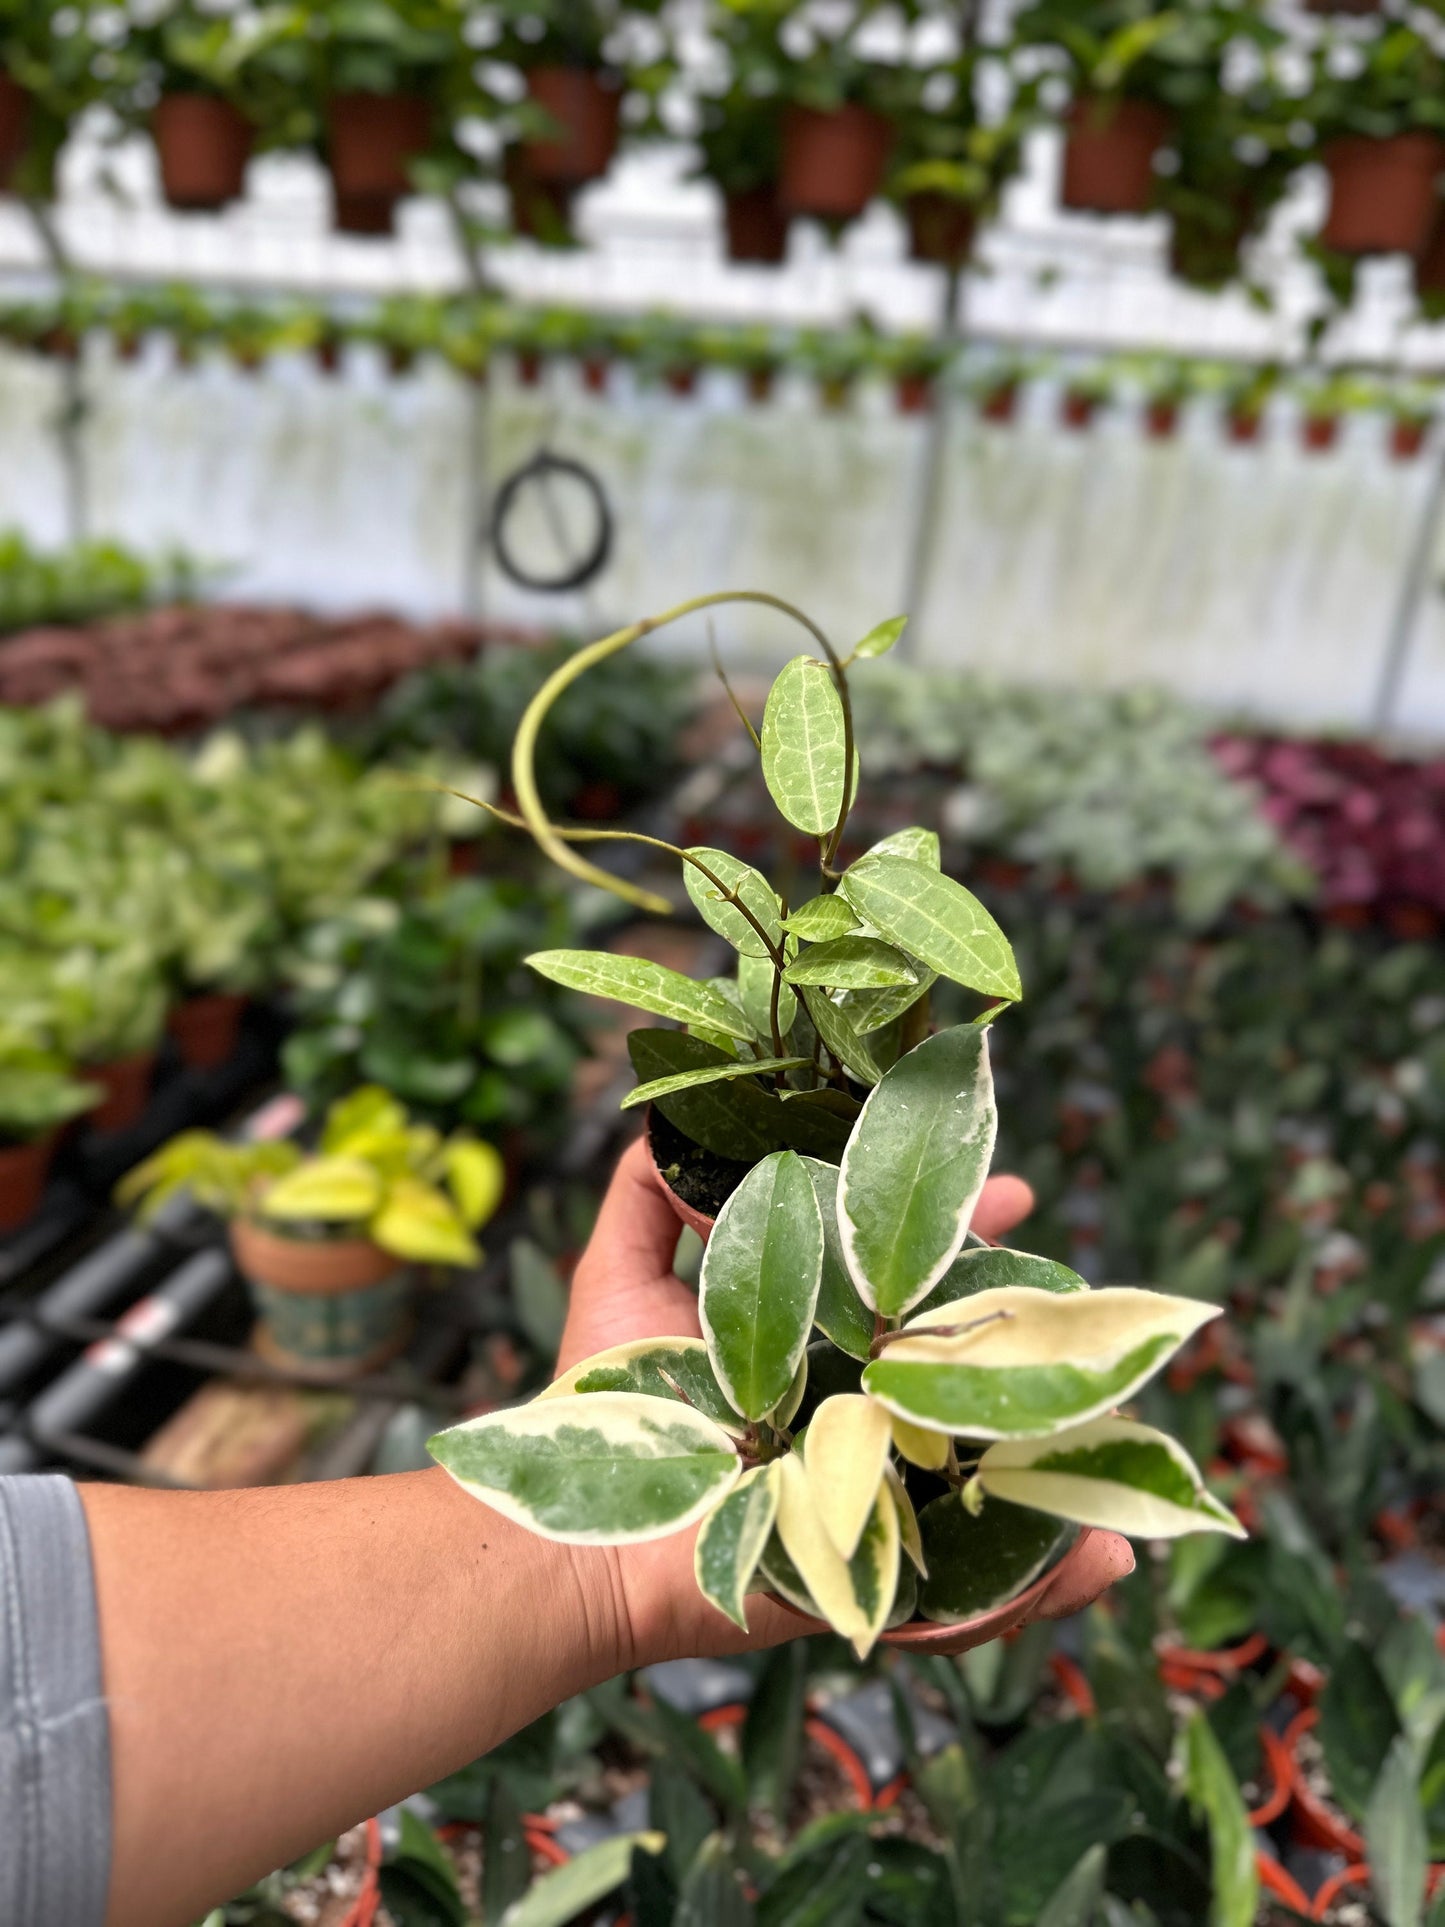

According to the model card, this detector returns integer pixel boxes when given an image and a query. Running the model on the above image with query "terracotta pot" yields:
[665,366,699,397]
[1392,418,1428,460]
[980,381,1018,423]
[1061,95,1170,215]
[327,91,430,203]
[524,66,620,185]
[1146,399,1179,439]
[1283,1706,1363,1859]
[1228,408,1262,445]
[1302,415,1339,453]
[152,94,253,210]
[646,1113,718,1242]
[87,1051,156,1134]
[230,1219,413,1378]
[580,354,609,394]
[724,184,791,264]
[745,367,776,405]
[1311,1866,1372,1919]
[1322,133,1445,255]
[1061,391,1098,430]
[0,1131,57,1234]
[168,991,248,1070]
[1417,214,1445,295]
[904,190,976,267]
[780,104,894,221]
[0,71,30,189]
[895,373,934,415]
[333,190,397,236]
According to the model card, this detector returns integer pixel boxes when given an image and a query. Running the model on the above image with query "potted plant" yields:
[1306,23,1445,256]
[1060,363,1114,430]
[498,0,645,189]
[425,589,1243,1655]
[134,4,296,212]
[696,88,790,264]
[1220,363,1279,445]
[887,57,1031,270]
[50,945,168,1135]
[119,1085,504,1376]
[876,333,950,416]
[0,1034,97,1233]
[1386,383,1434,460]
[774,41,899,224]
[1295,371,1378,454]
[1133,354,1196,438]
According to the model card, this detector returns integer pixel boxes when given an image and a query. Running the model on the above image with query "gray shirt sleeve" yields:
[0,1475,112,1927]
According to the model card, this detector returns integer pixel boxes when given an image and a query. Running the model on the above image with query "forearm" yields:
[81,1468,626,1927]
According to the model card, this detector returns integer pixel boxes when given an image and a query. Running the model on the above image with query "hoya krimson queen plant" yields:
[428,591,1244,1655]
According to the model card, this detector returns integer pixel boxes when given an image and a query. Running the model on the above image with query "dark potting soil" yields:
[648,1107,753,1219]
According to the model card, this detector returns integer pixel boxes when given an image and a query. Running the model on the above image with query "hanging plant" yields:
[695,87,791,264]
[1307,25,1445,256]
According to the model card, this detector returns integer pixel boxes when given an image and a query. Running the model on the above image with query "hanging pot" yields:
[1321,133,1445,256]
[980,380,1019,423]
[327,92,430,230]
[1061,390,1098,430]
[1301,415,1338,453]
[895,373,935,415]
[903,190,976,267]
[1282,1706,1363,1858]
[505,147,578,243]
[780,104,894,221]
[0,1131,57,1235]
[523,66,621,185]
[168,991,248,1071]
[1227,407,1263,445]
[1061,95,1170,215]
[1392,418,1428,459]
[332,191,396,236]
[580,354,610,394]
[87,1051,157,1135]
[0,71,29,190]
[745,367,776,405]
[1145,399,1179,438]
[152,94,253,211]
[231,1219,413,1379]
[724,184,791,263]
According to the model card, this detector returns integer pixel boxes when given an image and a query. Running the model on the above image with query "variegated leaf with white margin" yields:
[784,936,920,991]
[861,1287,1220,1441]
[761,655,848,836]
[738,947,795,1042]
[784,895,859,942]
[694,1462,781,1631]
[539,1337,745,1435]
[620,1056,810,1112]
[684,848,783,958]
[775,1450,900,1659]
[840,1025,997,1318]
[799,986,890,1086]
[805,1394,894,1560]
[428,1392,741,1544]
[973,1415,1245,1540]
[528,950,754,1042]
[700,1149,823,1422]
[891,1414,950,1471]
[840,856,1021,1004]
[915,1245,1089,1319]
[884,1462,928,1576]
[804,1158,874,1362]
[777,1349,809,1428]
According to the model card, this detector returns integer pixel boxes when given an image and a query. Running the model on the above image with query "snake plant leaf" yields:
[684,848,783,958]
[738,948,795,1041]
[916,1491,1071,1624]
[783,936,920,990]
[1366,1735,1429,1927]
[775,1451,900,1659]
[804,1159,874,1362]
[529,950,754,1042]
[840,856,1021,1003]
[628,1030,787,1163]
[891,1415,950,1472]
[785,894,860,941]
[862,1287,1220,1440]
[260,1155,381,1223]
[621,1056,811,1112]
[371,1176,480,1266]
[884,1463,928,1575]
[799,986,890,1086]
[700,1150,823,1422]
[864,826,940,869]
[974,1416,1245,1540]
[806,1394,894,1560]
[916,1245,1090,1318]
[540,1336,746,1435]
[761,655,848,836]
[694,1462,782,1631]
[429,1392,741,1543]
[1184,1712,1259,1927]
[500,1833,666,1927]
[839,1026,997,1318]
[851,614,908,661]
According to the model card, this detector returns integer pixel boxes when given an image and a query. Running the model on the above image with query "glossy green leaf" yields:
[837,973,934,1038]
[1320,1644,1403,1821]
[1184,1711,1259,1927]
[695,1462,781,1631]
[676,1835,756,1927]
[429,1392,740,1543]
[761,655,847,836]
[1367,1735,1428,1927]
[976,1416,1244,1540]
[799,986,890,1087]
[739,949,796,1042]
[851,614,908,661]
[684,848,783,958]
[1036,1846,1107,1927]
[804,1159,874,1362]
[628,1030,787,1163]
[916,1245,1089,1317]
[839,1026,997,1318]
[785,895,859,942]
[700,1149,824,1421]
[840,856,1021,1003]
[916,1491,1070,1624]
[784,936,920,990]
[864,826,940,868]
[528,950,754,1041]
[622,1055,810,1112]
[501,1833,666,1927]
[541,1336,745,1434]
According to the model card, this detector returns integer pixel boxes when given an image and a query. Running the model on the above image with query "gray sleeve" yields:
[0,1475,112,1927]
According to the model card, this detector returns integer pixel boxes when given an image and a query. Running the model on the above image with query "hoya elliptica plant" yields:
[428,591,1243,1654]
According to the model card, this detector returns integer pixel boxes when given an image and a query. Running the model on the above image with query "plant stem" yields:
[868,1308,1015,1358]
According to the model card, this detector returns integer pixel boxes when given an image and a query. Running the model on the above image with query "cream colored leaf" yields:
[805,1394,894,1560]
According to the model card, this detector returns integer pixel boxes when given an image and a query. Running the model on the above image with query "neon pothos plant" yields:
[428,591,1244,1656]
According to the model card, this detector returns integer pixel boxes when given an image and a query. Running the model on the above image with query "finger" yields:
[576,1136,685,1289]
[1029,1531,1135,1622]
[972,1174,1035,1244]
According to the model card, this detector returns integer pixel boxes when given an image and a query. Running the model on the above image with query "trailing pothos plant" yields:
[428,591,1244,1655]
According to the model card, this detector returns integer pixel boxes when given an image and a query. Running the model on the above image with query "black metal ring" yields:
[489,449,613,593]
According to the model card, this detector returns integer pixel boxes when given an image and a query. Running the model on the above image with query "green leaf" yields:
[804,1160,874,1362]
[840,856,1021,1003]
[684,848,783,958]
[851,614,908,661]
[839,1026,997,1318]
[916,1491,1071,1623]
[1036,1846,1107,1927]
[783,936,920,990]
[862,1287,1219,1439]
[761,655,847,836]
[676,1836,756,1927]
[429,1392,741,1543]
[1184,1709,1259,1927]
[510,1237,568,1356]
[744,1646,808,1825]
[798,986,890,1086]
[700,1150,824,1421]
[1320,1643,1404,1822]
[622,1055,810,1111]
[976,1416,1245,1540]
[628,1030,786,1163]
[1366,1736,1428,1927]
[916,1245,1090,1316]
[501,1833,666,1927]
[482,1780,531,1922]
[836,974,935,1038]
[695,1462,781,1630]
[528,950,754,1041]
[738,949,796,1042]
[864,826,940,868]
[541,1336,745,1434]
[785,895,859,942]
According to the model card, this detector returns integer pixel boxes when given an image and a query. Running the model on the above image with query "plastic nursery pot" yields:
[333,190,397,237]
[0,71,28,188]
[895,374,935,416]
[746,367,776,405]
[1301,416,1339,454]
[1061,391,1098,431]
[780,104,894,221]
[980,382,1019,424]
[1060,95,1171,216]
[580,354,610,395]
[724,185,791,264]
[1310,1866,1372,1921]
[1282,1706,1363,1859]
[87,1051,156,1135]
[523,66,621,185]
[327,91,431,204]
[0,1131,58,1235]
[1155,1630,1269,1696]
[1392,418,1428,460]
[665,366,700,398]
[167,991,248,1071]
[645,1109,719,1243]
[1227,409,1263,446]
[1255,1854,1311,1917]
[152,94,253,211]
[1146,400,1179,439]
[230,1219,413,1381]
[904,190,976,268]
[1321,133,1445,256]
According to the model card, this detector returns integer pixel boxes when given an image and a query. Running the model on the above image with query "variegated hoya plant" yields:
[428,592,1244,1657]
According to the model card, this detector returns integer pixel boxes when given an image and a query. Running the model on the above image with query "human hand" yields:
[560,1138,1133,1668]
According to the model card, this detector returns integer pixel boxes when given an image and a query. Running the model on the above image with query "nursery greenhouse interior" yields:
[4,2,1445,1924]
